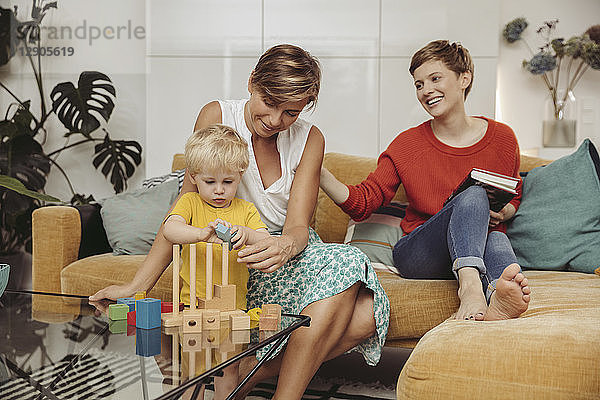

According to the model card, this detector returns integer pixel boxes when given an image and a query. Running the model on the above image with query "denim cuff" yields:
[451,256,487,279]
[485,278,498,303]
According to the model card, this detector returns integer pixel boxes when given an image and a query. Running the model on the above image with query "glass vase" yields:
[542,90,577,147]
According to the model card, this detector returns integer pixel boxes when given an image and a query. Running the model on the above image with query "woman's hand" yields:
[89,284,135,302]
[88,299,112,317]
[88,284,134,317]
[489,203,516,227]
[237,235,296,273]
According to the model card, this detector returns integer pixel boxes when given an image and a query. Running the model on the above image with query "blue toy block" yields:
[215,223,236,250]
[117,297,136,312]
[135,327,161,357]
[135,298,161,329]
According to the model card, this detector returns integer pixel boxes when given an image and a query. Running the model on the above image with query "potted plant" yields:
[0,1,142,288]
[502,18,600,147]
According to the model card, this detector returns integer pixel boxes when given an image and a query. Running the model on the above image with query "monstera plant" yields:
[0,2,142,256]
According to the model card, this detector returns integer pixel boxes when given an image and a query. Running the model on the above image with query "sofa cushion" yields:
[376,271,458,340]
[345,202,406,267]
[99,178,179,255]
[142,169,185,191]
[507,139,600,273]
[317,152,408,243]
[60,254,174,301]
[397,271,600,399]
[75,204,112,258]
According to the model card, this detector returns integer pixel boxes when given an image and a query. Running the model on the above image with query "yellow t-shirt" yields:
[167,192,267,309]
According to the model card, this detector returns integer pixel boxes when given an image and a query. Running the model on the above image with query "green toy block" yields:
[108,303,129,320]
[109,319,127,334]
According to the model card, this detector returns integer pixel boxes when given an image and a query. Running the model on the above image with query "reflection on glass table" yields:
[0,291,309,400]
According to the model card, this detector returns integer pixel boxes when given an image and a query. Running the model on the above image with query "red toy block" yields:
[161,302,185,313]
[127,310,136,326]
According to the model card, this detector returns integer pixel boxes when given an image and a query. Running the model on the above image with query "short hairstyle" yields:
[250,44,321,110]
[184,124,249,176]
[409,40,474,99]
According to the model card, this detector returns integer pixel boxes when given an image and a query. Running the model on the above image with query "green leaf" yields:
[50,71,116,136]
[0,175,61,202]
[92,134,142,193]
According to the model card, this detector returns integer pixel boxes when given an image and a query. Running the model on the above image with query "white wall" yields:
[145,0,500,177]
[1,0,146,201]
[3,0,598,200]
[498,0,600,158]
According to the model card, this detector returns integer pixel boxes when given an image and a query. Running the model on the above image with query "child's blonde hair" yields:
[409,40,474,99]
[185,124,249,175]
[250,44,321,110]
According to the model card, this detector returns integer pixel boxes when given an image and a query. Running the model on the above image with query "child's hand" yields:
[201,219,234,244]
[230,226,249,250]
[207,219,233,231]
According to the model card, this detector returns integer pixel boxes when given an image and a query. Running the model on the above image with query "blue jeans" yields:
[392,186,518,301]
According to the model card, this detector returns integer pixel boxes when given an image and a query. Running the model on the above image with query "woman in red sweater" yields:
[320,40,531,321]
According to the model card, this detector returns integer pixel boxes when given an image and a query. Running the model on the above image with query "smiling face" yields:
[245,85,309,138]
[412,60,472,119]
[190,169,242,208]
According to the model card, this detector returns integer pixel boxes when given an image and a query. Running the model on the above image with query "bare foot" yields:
[484,263,530,321]
[455,267,487,321]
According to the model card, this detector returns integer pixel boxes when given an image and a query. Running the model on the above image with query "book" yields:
[444,168,519,212]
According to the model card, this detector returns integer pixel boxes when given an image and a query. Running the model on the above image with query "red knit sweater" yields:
[340,117,522,234]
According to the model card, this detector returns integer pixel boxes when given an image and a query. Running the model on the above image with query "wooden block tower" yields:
[164,224,250,332]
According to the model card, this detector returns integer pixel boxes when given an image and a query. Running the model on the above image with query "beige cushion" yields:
[377,271,458,340]
[397,271,600,399]
[60,254,174,301]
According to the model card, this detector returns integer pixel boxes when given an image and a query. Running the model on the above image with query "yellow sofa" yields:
[32,152,600,399]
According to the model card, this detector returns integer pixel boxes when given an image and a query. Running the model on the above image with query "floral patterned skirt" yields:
[246,229,390,366]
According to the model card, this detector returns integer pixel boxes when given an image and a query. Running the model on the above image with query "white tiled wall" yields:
[145,0,500,177]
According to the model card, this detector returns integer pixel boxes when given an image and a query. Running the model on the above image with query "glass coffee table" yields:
[0,290,310,399]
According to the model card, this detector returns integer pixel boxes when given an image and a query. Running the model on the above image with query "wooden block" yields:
[198,296,223,310]
[230,314,250,330]
[202,309,220,330]
[202,329,220,348]
[218,330,237,353]
[163,326,180,336]
[230,329,250,344]
[183,310,203,333]
[259,329,276,341]
[161,313,182,328]
[220,309,245,322]
[182,333,203,352]
[262,304,282,319]
[214,284,236,311]
[259,315,279,331]
[108,303,129,320]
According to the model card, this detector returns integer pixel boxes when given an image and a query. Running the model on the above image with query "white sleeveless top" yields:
[216,99,312,232]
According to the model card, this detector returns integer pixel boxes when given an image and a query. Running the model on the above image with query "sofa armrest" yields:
[32,206,82,293]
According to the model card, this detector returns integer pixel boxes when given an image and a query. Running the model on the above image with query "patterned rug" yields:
[0,349,399,399]
[244,377,396,400]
